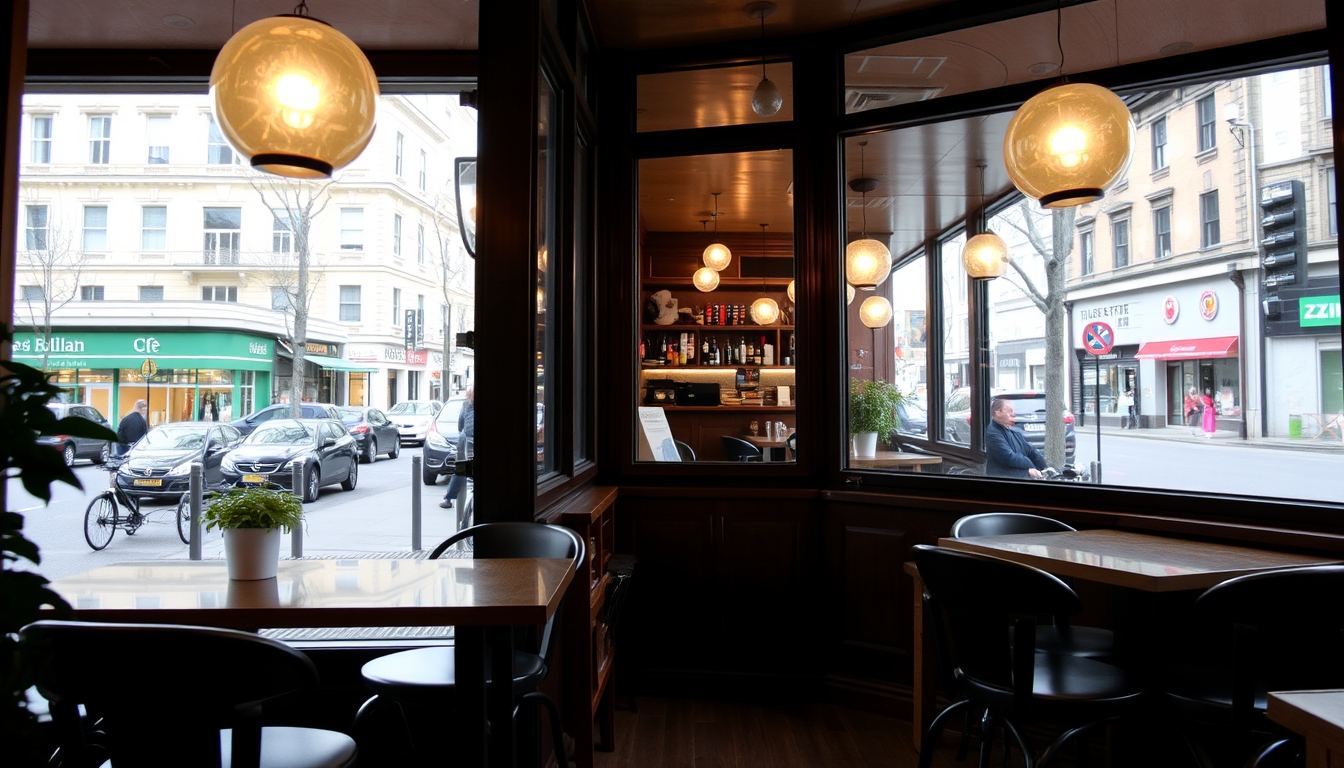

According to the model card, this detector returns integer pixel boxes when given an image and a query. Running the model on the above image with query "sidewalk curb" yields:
[1078,425,1344,455]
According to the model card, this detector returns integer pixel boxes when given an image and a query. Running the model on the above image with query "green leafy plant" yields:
[2,324,117,762]
[849,378,906,443]
[201,484,304,533]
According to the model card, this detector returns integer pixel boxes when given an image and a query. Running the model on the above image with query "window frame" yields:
[272,212,293,253]
[201,285,239,302]
[24,204,48,250]
[392,287,401,326]
[1153,204,1172,258]
[145,115,170,164]
[141,205,167,251]
[202,206,242,265]
[393,213,402,256]
[1078,227,1094,276]
[80,285,105,301]
[1151,116,1168,170]
[82,205,108,252]
[339,285,362,322]
[419,149,428,191]
[1111,218,1130,268]
[417,223,426,263]
[88,114,112,164]
[206,114,238,165]
[139,286,164,301]
[30,114,52,163]
[395,132,404,177]
[1200,190,1220,247]
[1197,94,1217,152]
[340,207,364,251]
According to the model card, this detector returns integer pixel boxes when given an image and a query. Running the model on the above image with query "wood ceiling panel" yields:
[637,64,793,133]
[639,150,794,235]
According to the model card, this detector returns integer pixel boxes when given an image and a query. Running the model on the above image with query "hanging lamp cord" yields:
[293,1,310,17]
[760,13,768,80]
[859,141,869,237]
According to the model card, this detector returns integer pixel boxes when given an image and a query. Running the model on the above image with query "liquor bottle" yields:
[701,334,709,363]
[639,336,645,360]
[747,339,755,363]
[760,336,767,365]
[659,335,667,361]
[739,336,747,366]
[679,333,688,365]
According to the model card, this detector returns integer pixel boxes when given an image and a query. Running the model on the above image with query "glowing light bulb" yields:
[693,267,720,292]
[275,73,320,129]
[1049,125,1087,168]
[859,296,892,328]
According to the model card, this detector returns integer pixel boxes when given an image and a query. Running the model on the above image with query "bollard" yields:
[291,462,304,557]
[411,455,422,552]
[1090,460,1103,485]
[188,463,202,560]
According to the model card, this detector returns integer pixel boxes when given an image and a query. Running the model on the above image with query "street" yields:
[9,452,464,581]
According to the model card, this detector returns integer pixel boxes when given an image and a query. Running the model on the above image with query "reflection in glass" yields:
[537,71,558,475]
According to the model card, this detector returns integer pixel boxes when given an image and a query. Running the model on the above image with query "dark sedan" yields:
[337,406,401,463]
[40,402,114,466]
[229,403,341,437]
[115,422,243,502]
[220,418,358,503]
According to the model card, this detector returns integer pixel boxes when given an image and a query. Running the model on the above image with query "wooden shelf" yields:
[640,364,795,371]
[647,405,796,412]
[641,324,794,331]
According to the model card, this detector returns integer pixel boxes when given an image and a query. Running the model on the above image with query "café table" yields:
[44,557,576,768]
[849,449,943,472]
[1267,689,1344,768]
[743,433,789,461]
[908,529,1341,747]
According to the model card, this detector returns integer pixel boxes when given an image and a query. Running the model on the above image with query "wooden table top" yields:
[45,558,576,630]
[742,434,790,448]
[937,529,1341,592]
[1268,690,1344,757]
[849,450,944,469]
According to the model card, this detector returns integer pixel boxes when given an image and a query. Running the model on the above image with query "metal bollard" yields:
[188,463,203,560]
[1090,460,1103,485]
[291,462,304,557]
[411,455,422,552]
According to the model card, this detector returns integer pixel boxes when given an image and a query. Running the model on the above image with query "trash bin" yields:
[1288,414,1302,439]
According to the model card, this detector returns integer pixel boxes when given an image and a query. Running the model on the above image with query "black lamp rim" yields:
[1038,187,1104,207]
[251,153,334,177]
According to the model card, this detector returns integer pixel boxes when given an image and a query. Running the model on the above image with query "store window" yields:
[203,207,241,264]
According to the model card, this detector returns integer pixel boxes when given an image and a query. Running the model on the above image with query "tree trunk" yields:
[1043,208,1075,466]
[290,248,309,416]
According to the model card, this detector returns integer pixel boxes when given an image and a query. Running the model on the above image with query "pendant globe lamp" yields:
[845,141,892,290]
[787,280,795,302]
[962,164,1010,279]
[692,221,721,291]
[749,223,781,324]
[859,296,893,328]
[847,283,856,306]
[211,1,379,178]
[703,193,732,271]
[746,2,782,118]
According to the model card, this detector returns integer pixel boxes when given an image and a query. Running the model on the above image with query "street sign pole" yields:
[1082,321,1115,484]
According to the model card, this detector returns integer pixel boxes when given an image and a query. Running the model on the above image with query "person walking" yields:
[1183,388,1199,432]
[116,399,149,455]
[1116,388,1135,429]
[439,387,474,529]
[1201,388,1217,438]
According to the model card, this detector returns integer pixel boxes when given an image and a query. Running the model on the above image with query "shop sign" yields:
[11,331,273,370]
[1299,295,1341,328]
[1162,295,1179,324]
[406,349,428,366]
[304,341,337,356]
[1199,290,1218,321]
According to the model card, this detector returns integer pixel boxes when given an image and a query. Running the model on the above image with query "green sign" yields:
[1300,295,1341,328]
[10,331,275,371]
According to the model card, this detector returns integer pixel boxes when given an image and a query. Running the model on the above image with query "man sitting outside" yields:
[985,396,1048,479]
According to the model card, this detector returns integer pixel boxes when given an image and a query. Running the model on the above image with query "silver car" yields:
[387,400,444,446]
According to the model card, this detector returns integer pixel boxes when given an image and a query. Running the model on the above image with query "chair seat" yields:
[361,646,546,708]
[1162,660,1274,729]
[220,727,358,768]
[1034,625,1115,659]
[962,652,1147,721]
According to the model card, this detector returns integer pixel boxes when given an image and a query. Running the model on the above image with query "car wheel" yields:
[388,440,400,459]
[95,442,110,465]
[360,437,376,464]
[62,442,77,467]
[423,467,436,486]
[304,466,320,503]
[341,459,358,491]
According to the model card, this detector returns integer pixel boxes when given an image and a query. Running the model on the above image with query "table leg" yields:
[488,625,518,768]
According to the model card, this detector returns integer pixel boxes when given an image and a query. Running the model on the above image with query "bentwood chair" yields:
[20,620,357,768]
[356,523,584,765]
[674,440,696,461]
[911,545,1148,768]
[720,435,763,462]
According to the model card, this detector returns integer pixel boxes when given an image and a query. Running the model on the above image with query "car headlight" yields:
[117,463,134,476]
[426,432,450,449]
[168,460,196,476]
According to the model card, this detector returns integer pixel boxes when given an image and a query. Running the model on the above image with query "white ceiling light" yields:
[745,2,782,118]
[751,298,780,325]
[860,296,893,328]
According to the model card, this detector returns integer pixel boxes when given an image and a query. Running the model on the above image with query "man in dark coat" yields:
[116,399,149,454]
[985,397,1048,479]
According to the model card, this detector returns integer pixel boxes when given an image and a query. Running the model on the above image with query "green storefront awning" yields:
[306,355,376,373]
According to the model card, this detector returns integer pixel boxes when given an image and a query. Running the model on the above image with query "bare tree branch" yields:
[17,208,89,370]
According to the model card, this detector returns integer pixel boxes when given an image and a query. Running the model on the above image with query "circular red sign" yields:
[1082,321,1115,355]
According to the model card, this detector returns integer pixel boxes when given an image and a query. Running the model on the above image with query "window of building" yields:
[419,149,428,191]
[207,115,237,165]
[271,286,292,311]
[139,286,164,301]
[83,206,108,251]
[146,115,170,164]
[1112,219,1129,267]
[31,115,52,163]
[392,287,401,326]
[417,224,425,263]
[1151,116,1167,170]
[1079,228,1094,276]
[339,285,362,321]
[272,212,292,253]
[21,285,44,301]
[142,205,167,250]
[24,204,48,250]
[201,286,238,302]
[1197,94,1217,152]
[1153,205,1172,258]
[80,285,104,301]
[1328,167,1337,236]
[203,207,242,264]
[1200,190,1220,247]
[88,115,112,164]
[1325,66,1333,118]
[393,213,402,255]
[395,132,404,177]
[340,208,364,250]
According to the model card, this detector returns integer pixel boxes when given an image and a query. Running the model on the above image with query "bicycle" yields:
[83,460,192,550]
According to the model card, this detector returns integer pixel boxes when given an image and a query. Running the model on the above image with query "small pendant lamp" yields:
[749,223,781,324]
[692,221,721,291]
[962,164,1010,279]
[210,1,379,178]
[703,193,732,271]
[746,2,782,118]
[860,295,893,328]
[845,141,892,290]
[787,280,795,302]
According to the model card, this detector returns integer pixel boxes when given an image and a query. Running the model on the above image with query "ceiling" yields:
[26,0,1330,261]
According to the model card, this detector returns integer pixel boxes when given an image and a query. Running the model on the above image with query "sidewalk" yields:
[1080,423,1344,454]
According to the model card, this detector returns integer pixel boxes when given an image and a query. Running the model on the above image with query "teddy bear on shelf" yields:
[645,290,679,325]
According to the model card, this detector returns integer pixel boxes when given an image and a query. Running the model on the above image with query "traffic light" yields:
[1260,180,1307,292]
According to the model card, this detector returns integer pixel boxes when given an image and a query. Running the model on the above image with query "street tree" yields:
[17,209,88,371]
[429,191,473,399]
[251,175,333,416]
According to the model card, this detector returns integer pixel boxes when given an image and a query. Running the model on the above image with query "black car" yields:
[230,403,341,437]
[895,397,928,438]
[39,403,113,466]
[220,418,358,503]
[421,396,466,485]
[115,422,244,501]
[337,406,401,463]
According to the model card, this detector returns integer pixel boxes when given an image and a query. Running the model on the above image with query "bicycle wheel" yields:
[83,494,118,551]
[176,498,192,545]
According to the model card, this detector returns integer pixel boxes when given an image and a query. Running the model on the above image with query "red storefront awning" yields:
[1134,336,1239,360]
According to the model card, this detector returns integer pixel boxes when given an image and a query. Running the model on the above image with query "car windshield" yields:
[139,426,206,450]
[247,422,316,445]
[436,400,463,426]
[336,408,364,425]
[389,402,435,415]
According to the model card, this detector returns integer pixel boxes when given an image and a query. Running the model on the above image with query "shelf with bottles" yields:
[640,327,795,368]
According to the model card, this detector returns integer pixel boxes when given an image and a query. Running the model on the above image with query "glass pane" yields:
[637,62,793,132]
[891,256,928,439]
[537,69,557,475]
[940,232,970,447]
[203,207,241,229]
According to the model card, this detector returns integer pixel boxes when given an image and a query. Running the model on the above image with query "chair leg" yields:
[978,709,998,768]
[955,706,980,762]
[917,699,975,768]
[1037,718,1117,768]
[1000,717,1034,768]
[1243,738,1295,768]
[520,691,569,768]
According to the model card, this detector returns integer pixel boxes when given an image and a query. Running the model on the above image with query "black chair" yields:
[912,545,1147,768]
[20,620,357,768]
[720,435,762,462]
[950,513,1114,659]
[674,439,696,461]
[357,522,584,765]
[1164,565,1344,768]
[785,432,796,460]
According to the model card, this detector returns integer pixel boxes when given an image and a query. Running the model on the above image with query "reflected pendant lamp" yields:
[859,295,893,328]
[703,193,732,270]
[1003,82,1135,208]
[751,298,780,325]
[846,283,856,306]
[747,2,783,118]
[693,267,721,292]
[210,4,379,178]
[962,163,1010,279]
[787,279,795,302]
[845,143,892,290]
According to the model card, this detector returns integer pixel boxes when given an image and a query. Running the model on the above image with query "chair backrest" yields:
[950,512,1076,538]
[20,620,321,767]
[674,440,696,461]
[786,432,797,460]
[720,436,762,461]
[911,544,1081,710]
[429,522,585,664]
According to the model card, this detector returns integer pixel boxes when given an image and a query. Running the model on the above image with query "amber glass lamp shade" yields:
[846,284,856,306]
[786,280,795,302]
[1003,82,1134,209]
[211,15,379,178]
[859,296,893,328]
[963,232,1010,279]
[750,298,780,325]
[703,242,732,271]
[693,267,720,292]
[845,238,892,289]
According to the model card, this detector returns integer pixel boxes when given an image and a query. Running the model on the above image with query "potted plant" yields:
[201,485,304,581]
[849,378,905,458]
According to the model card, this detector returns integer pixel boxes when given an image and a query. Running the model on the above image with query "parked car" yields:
[115,422,243,502]
[337,406,401,463]
[421,396,466,485]
[230,403,341,437]
[388,400,444,446]
[220,418,358,503]
[945,388,1075,462]
[39,403,113,466]
[895,397,928,438]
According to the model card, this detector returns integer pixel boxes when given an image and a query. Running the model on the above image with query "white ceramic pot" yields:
[223,527,282,580]
[853,431,879,458]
